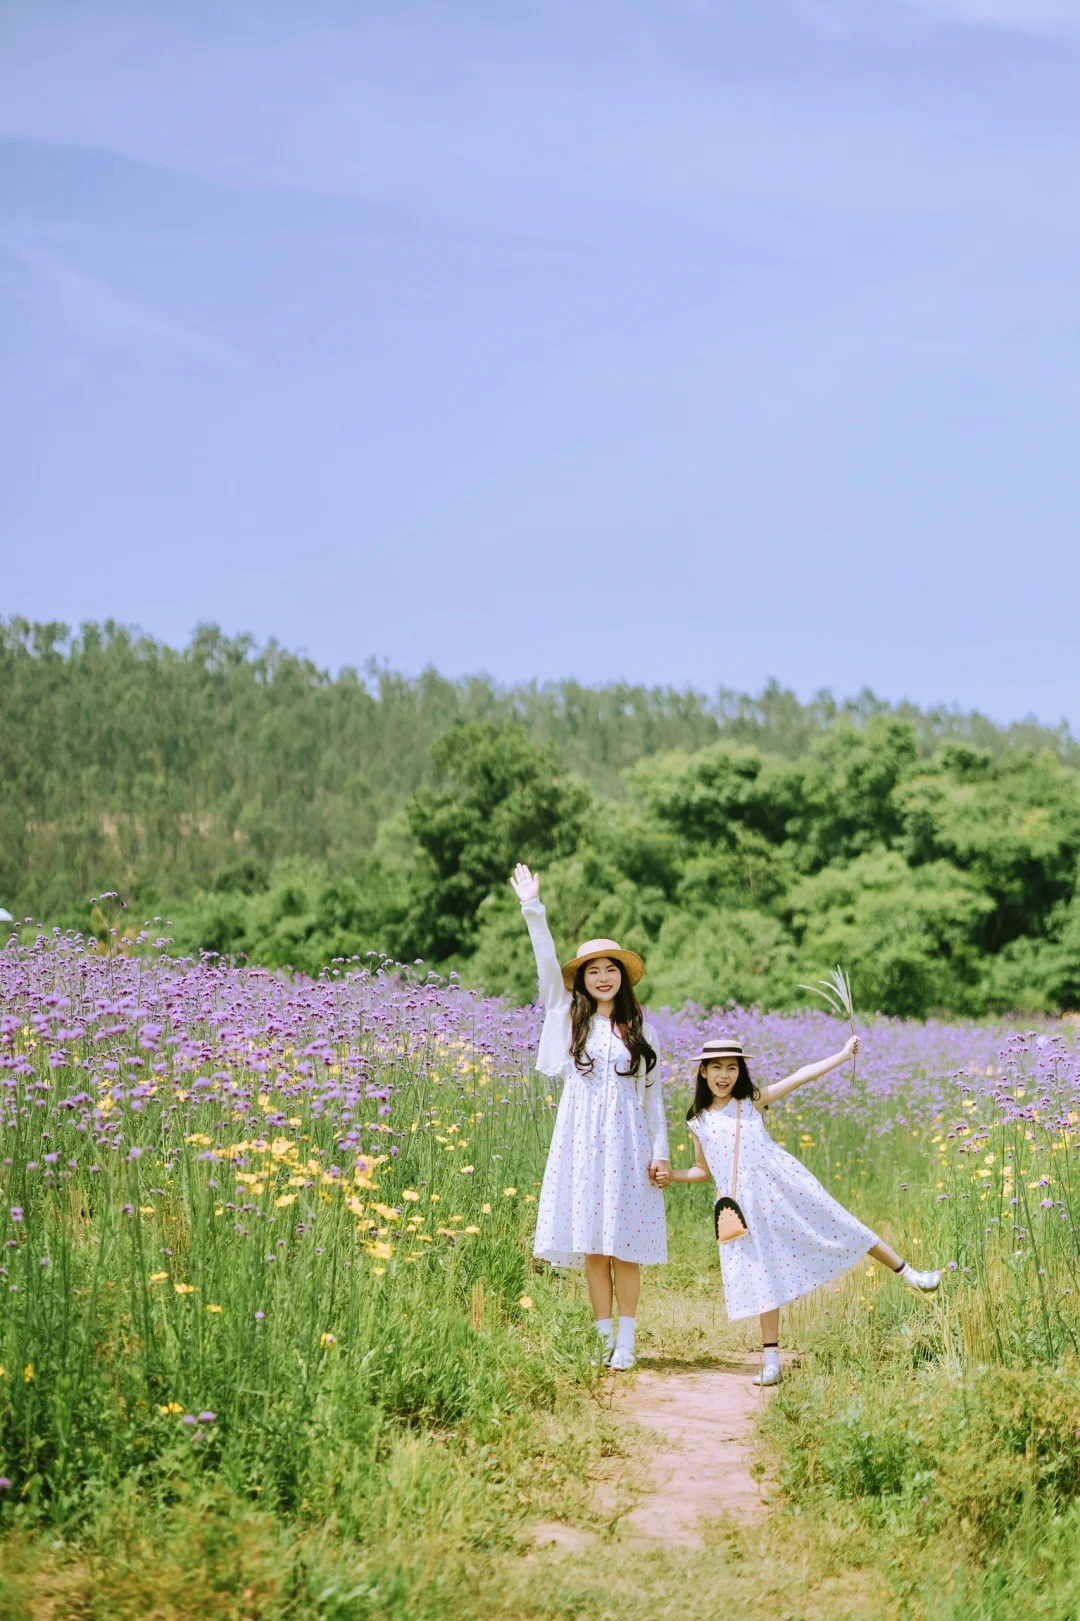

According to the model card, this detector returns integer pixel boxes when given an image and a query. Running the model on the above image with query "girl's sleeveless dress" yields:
[689,1100,877,1320]
[521,899,669,1270]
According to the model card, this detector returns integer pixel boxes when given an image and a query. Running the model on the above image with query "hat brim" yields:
[693,1050,755,1064]
[561,948,645,992]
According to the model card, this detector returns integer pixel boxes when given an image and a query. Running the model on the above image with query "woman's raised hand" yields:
[842,1034,860,1061]
[510,863,540,904]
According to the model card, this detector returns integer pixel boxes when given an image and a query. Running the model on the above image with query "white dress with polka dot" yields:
[690,1099,877,1320]
[521,900,668,1271]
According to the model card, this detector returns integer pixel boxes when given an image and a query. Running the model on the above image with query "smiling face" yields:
[582,956,623,1002]
[704,1056,741,1102]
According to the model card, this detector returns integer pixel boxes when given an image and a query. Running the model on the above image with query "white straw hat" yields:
[692,1036,755,1064]
[560,938,645,992]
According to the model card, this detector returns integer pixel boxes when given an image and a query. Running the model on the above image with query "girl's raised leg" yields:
[870,1239,942,1293]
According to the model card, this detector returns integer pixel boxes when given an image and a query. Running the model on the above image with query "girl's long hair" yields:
[569,964,656,1078]
[687,1058,759,1120]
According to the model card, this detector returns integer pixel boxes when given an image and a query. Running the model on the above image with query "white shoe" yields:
[590,1343,614,1368]
[609,1345,636,1371]
[901,1263,942,1294]
[752,1354,782,1387]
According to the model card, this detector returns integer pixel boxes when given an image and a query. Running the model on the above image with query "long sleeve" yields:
[520,900,570,1015]
[521,900,572,1078]
[641,1024,670,1162]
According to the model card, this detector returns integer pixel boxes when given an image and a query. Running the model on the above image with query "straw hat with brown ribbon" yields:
[560,938,645,993]
[692,1036,756,1064]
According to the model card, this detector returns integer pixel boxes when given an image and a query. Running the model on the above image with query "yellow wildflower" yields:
[205,1304,223,1314]
[173,1283,196,1295]
[138,1206,155,1215]
[159,1401,184,1415]
[482,1203,491,1214]
[430,1193,441,1203]
[0,1366,6,1378]
[149,1271,168,1283]
[23,1363,33,1383]
[368,1242,394,1260]
[373,1266,386,1276]
[275,1193,297,1208]
[464,1225,481,1234]
[503,1187,517,1198]
[319,1332,337,1348]
[402,1189,420,1202]
[518,1296,534,1310]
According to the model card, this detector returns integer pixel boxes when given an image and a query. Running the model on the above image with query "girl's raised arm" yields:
[510,864,569,1014]
[758,1035,859,1106]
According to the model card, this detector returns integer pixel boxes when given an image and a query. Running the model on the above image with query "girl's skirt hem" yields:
[722,1235,879,1321]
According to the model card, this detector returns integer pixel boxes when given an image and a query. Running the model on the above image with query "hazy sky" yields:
[2,0,1079,724]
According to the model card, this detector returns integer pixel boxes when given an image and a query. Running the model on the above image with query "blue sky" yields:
[2,0,1079,724]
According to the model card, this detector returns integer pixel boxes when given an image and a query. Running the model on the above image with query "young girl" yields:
[510,863,671,1370]
[670,1035,941,1386]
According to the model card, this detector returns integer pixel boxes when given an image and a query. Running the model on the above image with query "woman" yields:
[510,863,670,1369]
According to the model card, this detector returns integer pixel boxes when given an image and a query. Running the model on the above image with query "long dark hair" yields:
[687,1058,759,1120]
[569,963,656,1078]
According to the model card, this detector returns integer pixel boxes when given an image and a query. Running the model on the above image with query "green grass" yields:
[3,967,1080,1618]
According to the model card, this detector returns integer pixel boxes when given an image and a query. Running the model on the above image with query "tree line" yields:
[2,616,1078,1017]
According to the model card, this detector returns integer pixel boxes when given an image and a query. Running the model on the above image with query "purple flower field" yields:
[0,926,1078,1519]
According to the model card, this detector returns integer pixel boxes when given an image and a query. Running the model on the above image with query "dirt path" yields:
[532,1355,782,1553]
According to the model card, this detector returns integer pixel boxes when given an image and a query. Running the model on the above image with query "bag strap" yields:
[731,1100,741,1200]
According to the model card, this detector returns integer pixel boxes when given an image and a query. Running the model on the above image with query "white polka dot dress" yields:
[534,1017,668,1270]
[520,898,668,1272]
[690,1100,877,1321]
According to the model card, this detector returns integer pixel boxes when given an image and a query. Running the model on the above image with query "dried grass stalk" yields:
[797,965,858,1090]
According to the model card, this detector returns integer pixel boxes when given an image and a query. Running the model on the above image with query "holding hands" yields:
[511,863,540,904]
[649,1159,672,1188]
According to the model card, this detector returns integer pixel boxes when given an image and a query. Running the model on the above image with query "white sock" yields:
[616,1316,636,1352]
[595,1317,614,1348]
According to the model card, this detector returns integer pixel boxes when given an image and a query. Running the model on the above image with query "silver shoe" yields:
[752,1362,781,1386]
[609,1345,636,1371]
[901,1263,942,1293]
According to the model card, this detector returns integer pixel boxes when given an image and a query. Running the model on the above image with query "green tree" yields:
[788,719,920,872]
[896,747,1080,950]
[403,725,590,961]
[783,850,994,1018]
